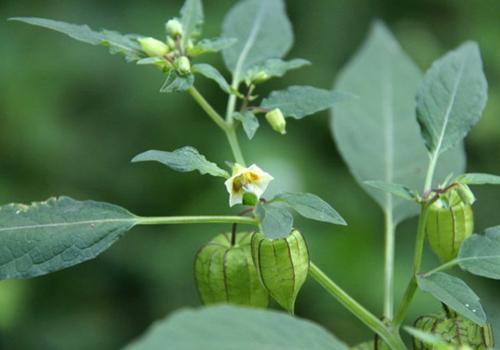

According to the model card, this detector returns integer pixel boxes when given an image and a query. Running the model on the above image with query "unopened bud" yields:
[175,56,191,75]
[251,71,270,84]
[265,108,287,135]
[166,18,183,37]
[138,37,169,57]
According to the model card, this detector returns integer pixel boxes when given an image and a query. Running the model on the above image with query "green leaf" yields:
[180,0,204,46]
[272,192,346,225]
[9,17,143,62]
[332,22,465,224]
[254,203,293,239]
[456,173,500,186]
[458,226,500,279]
[124,305,348,350]
[261,86,347,119]
[364,181,419,201]
[132,146,229,178]
[189,37,237,56]
[244,58,310,84]
[417,272,486,326]
[160,71,194,93]
[0,197,137,280]
[233,111,259,139]
[192,64,231,94]
[416,42,487,155]
[222,0,293,81]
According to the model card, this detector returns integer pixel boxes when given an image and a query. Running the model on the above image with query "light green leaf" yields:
[262,86,347,119]
[131,146,229,178]
[417,272,486,326]
[332,22,465,224]
[136,57,164,66]
[160,71,194,93]
[192,64,231,94]
[272,192,346,225]
[9,17,143,62]
[364,181,419,201]
[222,0,293,81]
[125,305,348,350]
[180,0,204,46]
[0,197,137,280]
[456,173,500,186]
[458,226,500,279]
[233,111,259,139]
[189,37,237,56]
[416,42,487,155]
[254,203,293,239]
[403,327,448,348]
[244,58,310,84]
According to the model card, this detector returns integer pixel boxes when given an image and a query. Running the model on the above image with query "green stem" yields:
[384,209,395,320]
[188,86,229,133]
[423,151,439,193]
[226,126,246,166]
[136,215,257,226]
[393,204,430,327]
[424,259,459,276]
[309,262,407,350]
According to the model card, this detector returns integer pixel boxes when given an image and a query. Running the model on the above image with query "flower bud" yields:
[251,229,309,313]
[194,232,269,308]
[175,56,191,75]
[413,311,494,350]
[138,37,169,57]
[265,108,287,135]
[250,71,270,84]
[166,18,183,37]
[425,188,474,263]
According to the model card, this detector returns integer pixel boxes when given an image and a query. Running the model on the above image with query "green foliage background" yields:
[0,0,499,348]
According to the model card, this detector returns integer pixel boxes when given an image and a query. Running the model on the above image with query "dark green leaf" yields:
[9,17,143,62]
[273,192,346,225]
[458,226,500,279]
[364,181,419,201]
[244,58,310,84]
[132,146,228,178]
[0,197,137,280]
[456,173,500,186]
[189,37,237,56]
[192,64,231,94]
[222,0,293,81]
[262,86,347,119]
[160,71,194,93]
[332,22,465,224]
[254,203,293,239]
[233,111,259,139]
[180,0,204,46]
[417,272,486,325]
[416,42,487,155]
[124,305,348,350]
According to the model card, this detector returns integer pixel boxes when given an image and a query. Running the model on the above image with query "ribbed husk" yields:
[251,229,310,313]
[194,232,269,308]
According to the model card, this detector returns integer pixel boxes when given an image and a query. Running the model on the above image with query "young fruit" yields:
[413,310,494,350]
[194,232,268,308]
[251,229,309,313]
[425,187,474,263]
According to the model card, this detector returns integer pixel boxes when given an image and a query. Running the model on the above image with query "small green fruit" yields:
[425,188,474,263]
[251,229,309,313]
[413,311,494,350]
[194,232,269,308]
[265,108,287,135]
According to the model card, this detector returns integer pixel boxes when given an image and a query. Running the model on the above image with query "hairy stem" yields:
[393,204,430,327]
[136,215,257,226]
[309,262,407,350]
[384,209,395,320]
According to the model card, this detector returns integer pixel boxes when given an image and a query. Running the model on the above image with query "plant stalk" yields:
[188,86,229,133]
[384,209,395,321]
[136,215,257,226]
[309,262,407,350]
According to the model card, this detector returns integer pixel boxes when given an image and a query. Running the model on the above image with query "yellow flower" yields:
[224,164,274,207]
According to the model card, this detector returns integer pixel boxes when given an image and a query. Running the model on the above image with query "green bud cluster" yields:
[413,310,494,350]
[425,186,475,263]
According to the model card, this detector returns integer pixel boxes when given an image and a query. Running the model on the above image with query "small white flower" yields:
[224,164,274,207]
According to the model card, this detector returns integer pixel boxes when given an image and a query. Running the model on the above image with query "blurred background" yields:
[1,0,499,349]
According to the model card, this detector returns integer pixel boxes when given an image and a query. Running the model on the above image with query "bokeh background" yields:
[1,0,499,349]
